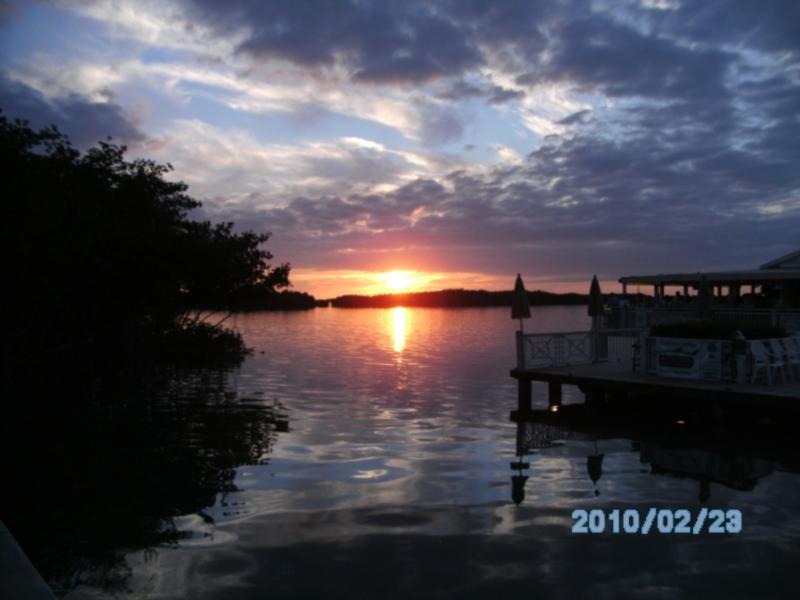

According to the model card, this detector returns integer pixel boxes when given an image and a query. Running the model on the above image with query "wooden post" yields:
[548,381,562,410]
[517,377,532,414]
[585,388,604,407]
[637,331,646,373]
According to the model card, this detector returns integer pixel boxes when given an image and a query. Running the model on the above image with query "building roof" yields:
[620,248,800,286]
[760,248,800,270]
[619,270,800,286]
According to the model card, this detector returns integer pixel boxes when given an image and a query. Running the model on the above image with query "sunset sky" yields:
[1,0,798,298]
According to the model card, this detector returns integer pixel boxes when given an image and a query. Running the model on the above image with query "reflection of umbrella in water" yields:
[696,276,712,319]
[512,473,529,505]
[512,273,531,332]
[587,440,604,497]
[511,424,530,505]
[588,274,604,326]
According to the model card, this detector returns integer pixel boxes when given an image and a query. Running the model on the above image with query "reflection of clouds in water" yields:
[354,469,389,479]
[129,504,800,600]
[134,307,800,598]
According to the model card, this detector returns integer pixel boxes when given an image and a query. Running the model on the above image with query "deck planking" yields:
[511,361,800,405]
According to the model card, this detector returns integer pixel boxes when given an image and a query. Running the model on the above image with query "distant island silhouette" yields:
[320,288,589,308]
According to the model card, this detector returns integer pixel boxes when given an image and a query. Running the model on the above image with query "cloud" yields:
[557,109,592,126]
[515,15,733,103]
[231,97,800,279]
[58,0,800,143]
[414,98,465,145]
[437,79,524,105]
[184,0,484,84]
[140,119,457,209]
[0,71,144,148]
[8,0,798,288]
[0,1,22,25]
[653,0,800,56]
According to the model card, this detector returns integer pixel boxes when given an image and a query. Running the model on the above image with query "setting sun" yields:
[380,271,415,292]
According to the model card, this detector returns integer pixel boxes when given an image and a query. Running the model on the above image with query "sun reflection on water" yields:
[391,307,407,353]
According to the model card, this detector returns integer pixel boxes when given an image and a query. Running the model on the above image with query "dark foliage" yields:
[326,288,589,308]
[224,288,317,311]
[0,115,297,595]
[158,320,251,368]
[1,114,292,382]
[2,369,288,593]
[650,321,787,340]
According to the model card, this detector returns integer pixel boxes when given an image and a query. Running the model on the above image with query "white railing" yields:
[516,329,644,370]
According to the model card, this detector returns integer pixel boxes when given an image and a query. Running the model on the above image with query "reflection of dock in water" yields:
[640,444,774,492]
[509,402,797,505]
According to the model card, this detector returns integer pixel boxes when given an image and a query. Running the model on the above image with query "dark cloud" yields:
[437,80,524,104]
[0,72,144,148]
[179,0,760,118]
[180,0,566,87]
[516,15,733,103]
[557,109,592,126]
[655,0,800,56]
[232,80,800,277]
[98,1,800,277]
[185,0,483,84]
[0,1,21,25]
[414,99,465,145]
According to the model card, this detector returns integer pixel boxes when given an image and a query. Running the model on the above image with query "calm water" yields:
[12,306,800,598]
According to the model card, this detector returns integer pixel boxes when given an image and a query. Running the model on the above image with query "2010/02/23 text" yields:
[571,508,742,535]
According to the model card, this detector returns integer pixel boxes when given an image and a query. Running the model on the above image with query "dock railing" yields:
[516,328,644,370]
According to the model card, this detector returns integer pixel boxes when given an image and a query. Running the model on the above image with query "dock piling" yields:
[548,381,562,410]
[517,377,532,414]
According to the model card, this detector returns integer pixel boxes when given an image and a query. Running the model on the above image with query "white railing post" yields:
[515,328,645,369]
[638,331,647,373]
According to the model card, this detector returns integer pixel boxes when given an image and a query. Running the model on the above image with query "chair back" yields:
[750,340,769,361]
[765,339,786,358]
[781,337,800,358]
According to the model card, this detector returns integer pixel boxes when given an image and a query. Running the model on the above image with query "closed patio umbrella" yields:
[512,273,531,332]
[587,440,604,497]
[512,473,529,505]
[587,453,604,497]
[588,275,604,331]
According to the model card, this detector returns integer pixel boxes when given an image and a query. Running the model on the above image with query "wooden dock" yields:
[511,362,800,412]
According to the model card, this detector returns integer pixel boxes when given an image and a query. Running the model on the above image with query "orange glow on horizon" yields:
[288,267,620,299]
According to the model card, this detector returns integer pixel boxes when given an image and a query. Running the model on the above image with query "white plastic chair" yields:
[778,337,800,380]
[750,340,785,385]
